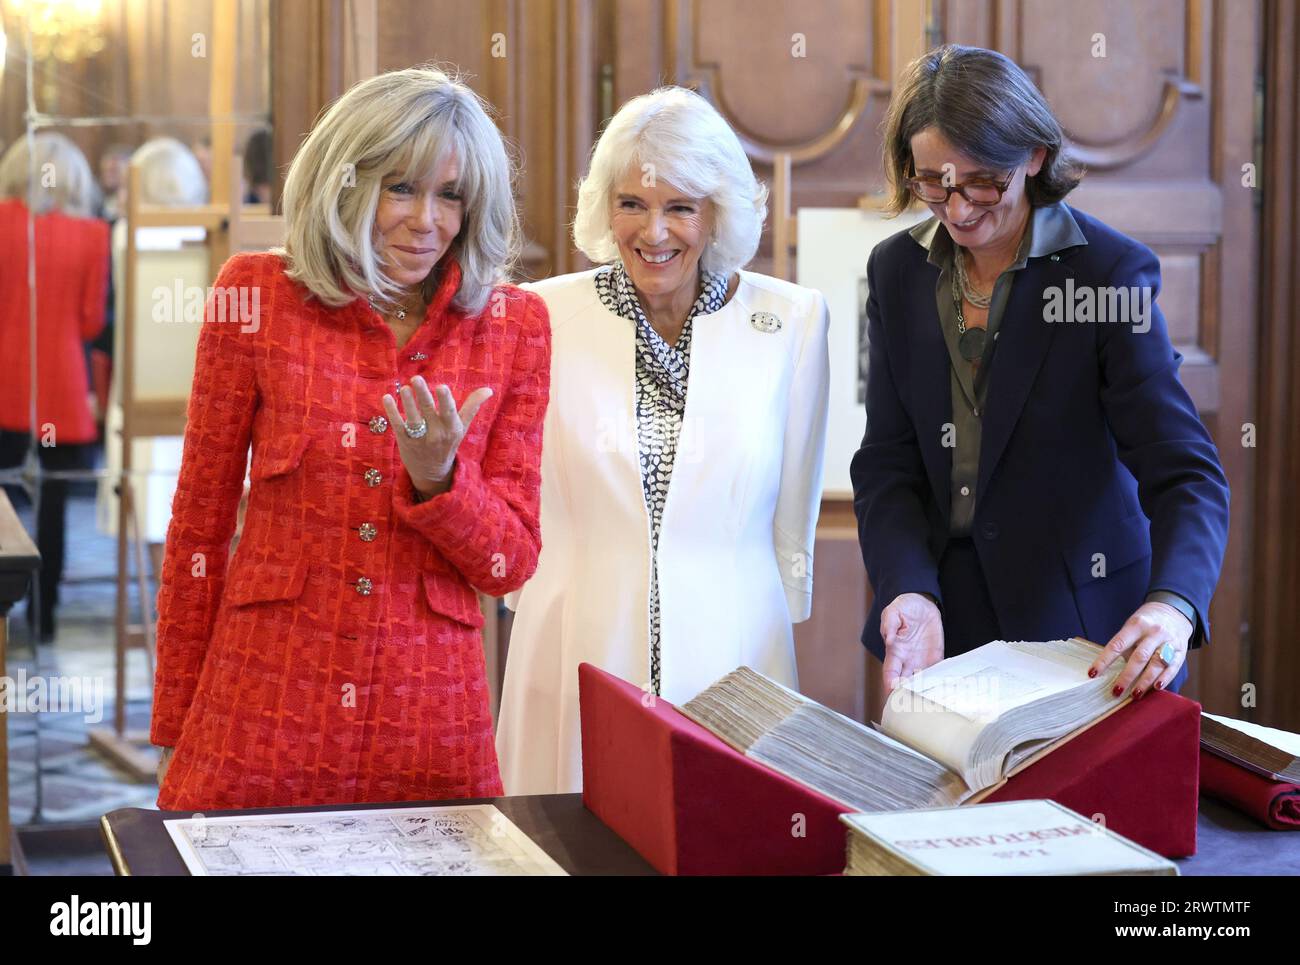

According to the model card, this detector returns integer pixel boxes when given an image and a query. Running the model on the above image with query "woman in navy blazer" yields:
[852,45,1229,699]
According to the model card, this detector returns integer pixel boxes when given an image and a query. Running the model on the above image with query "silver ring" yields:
[1156,642,1177,665]
[403,419,428,439]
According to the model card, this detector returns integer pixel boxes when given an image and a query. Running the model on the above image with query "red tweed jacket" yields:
[0,198,109,443]
[152,251,550,810]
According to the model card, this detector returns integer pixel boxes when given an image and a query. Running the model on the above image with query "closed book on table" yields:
[579,656,1199,875]
[841,800,1178,876]
[1198,713,1300,829]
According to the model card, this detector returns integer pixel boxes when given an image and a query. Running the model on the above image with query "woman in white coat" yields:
[498,86,830,794]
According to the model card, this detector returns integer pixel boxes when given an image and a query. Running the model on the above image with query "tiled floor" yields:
[6,485,162,874]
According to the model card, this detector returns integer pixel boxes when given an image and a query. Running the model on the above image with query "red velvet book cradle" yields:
[578,663,1200,875]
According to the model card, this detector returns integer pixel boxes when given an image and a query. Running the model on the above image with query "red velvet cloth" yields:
[1199,748,1300,829]
[580,664,848,874]
[982,690,1200,858]
[580,663,1200,874]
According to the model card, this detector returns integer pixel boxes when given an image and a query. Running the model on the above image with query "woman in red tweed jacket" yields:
[152,67,550,811]
[0,134,109,639]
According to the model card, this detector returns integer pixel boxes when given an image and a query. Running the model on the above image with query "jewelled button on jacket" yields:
[150,251,551,812]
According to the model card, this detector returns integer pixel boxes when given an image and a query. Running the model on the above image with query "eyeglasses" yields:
[905,169,1016,206]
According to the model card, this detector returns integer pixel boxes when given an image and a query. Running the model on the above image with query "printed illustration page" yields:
[163,804,568,876]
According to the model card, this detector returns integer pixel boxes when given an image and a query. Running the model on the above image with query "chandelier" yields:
[10,0,107,65]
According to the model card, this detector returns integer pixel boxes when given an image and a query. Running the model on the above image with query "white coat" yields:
[496,268,830,794]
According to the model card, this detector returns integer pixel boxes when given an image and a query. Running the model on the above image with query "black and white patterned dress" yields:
[595,264,729,695]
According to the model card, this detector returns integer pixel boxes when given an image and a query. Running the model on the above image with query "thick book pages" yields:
[1201,712,1300,784]
[840,800,1178,876]
[681,666,972,811]
[680,639,1125,812]
[881,638,1125,790]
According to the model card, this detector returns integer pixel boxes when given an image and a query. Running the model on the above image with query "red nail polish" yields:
[1134,688,1144,700]
[1155,681,1164,691]
[1112,685,1123,697]
[1088,668,1098,678]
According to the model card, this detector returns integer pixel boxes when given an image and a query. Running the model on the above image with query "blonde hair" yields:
[130,137,208,206]
[279,66,519,315]
[573,86,768,276]
[0,132,100,217]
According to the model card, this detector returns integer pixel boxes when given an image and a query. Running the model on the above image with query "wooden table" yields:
[1182,797,1300,875]
[101,792,1300,876]
[101,793,658,876]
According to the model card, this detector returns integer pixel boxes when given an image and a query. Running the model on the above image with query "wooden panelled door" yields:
[611,0,1261,723]
[939,0,1259,722]
[276,0,1270,726]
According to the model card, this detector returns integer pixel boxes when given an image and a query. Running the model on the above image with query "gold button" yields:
[368,416,388,434]
[358,522,377,542]
[364,468,382,487]
[355,577,373,596]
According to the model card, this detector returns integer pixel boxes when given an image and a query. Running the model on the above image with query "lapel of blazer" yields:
[975,253,1075,499]
[905,262,954,527]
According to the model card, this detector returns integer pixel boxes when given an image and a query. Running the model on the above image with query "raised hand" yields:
[382,374,493,497]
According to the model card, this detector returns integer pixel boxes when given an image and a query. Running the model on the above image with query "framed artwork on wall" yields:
[796,205,929,499]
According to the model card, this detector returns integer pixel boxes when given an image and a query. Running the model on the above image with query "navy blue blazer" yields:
[850,203,1230,691]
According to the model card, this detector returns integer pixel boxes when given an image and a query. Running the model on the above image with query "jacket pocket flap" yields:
[226,558,310,606]
[1062,513,1152,588]
[251,432,310,481]
[421,571,485,629]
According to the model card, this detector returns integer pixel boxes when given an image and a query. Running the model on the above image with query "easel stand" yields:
[92,147,286,779]
[0,491,40,874]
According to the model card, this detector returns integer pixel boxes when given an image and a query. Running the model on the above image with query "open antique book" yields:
[679,638,1129,813]
[1200,712,1300,784]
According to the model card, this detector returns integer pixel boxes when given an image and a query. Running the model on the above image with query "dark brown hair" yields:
[881,44,1084,215]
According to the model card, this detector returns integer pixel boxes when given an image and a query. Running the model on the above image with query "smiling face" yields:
[908,127,1044,255]
[610,166,714,303]
[373,151,465,290]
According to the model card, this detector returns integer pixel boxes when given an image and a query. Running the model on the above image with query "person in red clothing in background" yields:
[151,66,551,811]
[0,133,110,641]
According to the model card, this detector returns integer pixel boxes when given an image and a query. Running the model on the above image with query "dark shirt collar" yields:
[908,201,1088,269]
